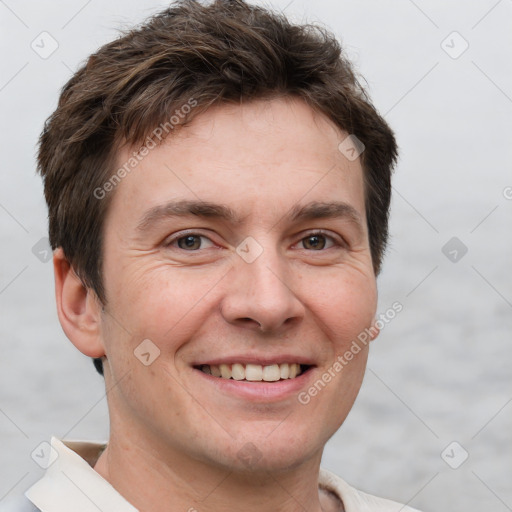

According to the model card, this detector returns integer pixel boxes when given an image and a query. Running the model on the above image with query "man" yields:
[18,0,420,510]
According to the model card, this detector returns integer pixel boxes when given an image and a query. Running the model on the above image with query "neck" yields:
[93,426,335,512]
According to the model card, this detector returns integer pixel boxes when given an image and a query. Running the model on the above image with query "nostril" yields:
[238,318,262,328]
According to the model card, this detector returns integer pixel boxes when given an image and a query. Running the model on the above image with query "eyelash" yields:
[165,230,345,252]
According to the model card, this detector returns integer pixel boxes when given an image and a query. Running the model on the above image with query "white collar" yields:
[25,437,138,512]
[25,436,415,512]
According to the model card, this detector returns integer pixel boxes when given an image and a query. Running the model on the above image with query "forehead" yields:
[107,97,366,231]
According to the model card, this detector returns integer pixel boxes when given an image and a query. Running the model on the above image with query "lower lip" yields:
[194,367,315,401]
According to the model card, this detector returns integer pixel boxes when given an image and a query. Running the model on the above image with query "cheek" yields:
[304,268,377,349]
[295,271,375,434]
[106,257,200,321]
[102,262,222,360]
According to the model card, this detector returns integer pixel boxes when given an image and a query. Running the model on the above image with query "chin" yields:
[204,426,326,475]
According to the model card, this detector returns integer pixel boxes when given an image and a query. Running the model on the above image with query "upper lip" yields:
[193,355,316,367]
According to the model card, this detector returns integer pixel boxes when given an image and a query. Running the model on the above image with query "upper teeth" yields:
[199,363,303,381]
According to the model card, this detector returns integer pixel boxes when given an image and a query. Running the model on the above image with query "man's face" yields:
[99,97,377,471]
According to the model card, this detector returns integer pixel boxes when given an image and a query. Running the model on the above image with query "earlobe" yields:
[53,247,105,358]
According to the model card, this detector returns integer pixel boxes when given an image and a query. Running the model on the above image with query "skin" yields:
[54,96,379,512]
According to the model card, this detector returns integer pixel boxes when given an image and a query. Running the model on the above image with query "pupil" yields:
[307,235,325,250]
[179,236,200,249]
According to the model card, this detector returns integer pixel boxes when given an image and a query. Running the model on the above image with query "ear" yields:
[53,247,105,358]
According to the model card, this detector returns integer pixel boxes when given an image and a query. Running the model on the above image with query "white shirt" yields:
[4,437,421,511]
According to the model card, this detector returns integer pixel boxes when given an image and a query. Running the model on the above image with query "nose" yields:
[220,244,305,334]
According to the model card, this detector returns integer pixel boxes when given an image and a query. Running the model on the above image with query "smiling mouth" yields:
[195,363,312,382]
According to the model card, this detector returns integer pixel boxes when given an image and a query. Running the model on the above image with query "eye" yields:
[167,233,215,251]
[298,232,339,251]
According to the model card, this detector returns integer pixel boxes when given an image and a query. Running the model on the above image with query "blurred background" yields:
[1,1,511,510]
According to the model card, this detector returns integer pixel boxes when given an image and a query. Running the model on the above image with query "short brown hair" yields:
[38,0,397,375]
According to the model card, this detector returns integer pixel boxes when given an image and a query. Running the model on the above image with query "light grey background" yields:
[1,1,511,511]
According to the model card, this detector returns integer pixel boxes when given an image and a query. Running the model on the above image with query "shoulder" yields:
[0,494,40,512]
[319,468,423,512]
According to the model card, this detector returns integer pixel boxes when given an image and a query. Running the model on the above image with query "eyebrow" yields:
[136,200,239,232]
[288,201,363,227]
[135,199,364,233]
